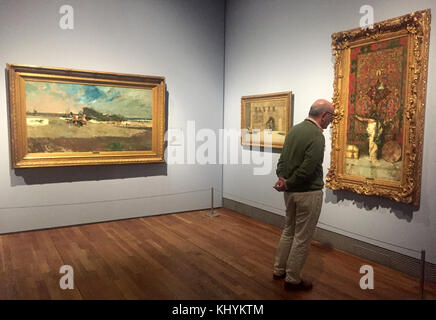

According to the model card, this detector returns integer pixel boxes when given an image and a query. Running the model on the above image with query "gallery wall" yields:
[0,0,225,233]
[223,0,436,264]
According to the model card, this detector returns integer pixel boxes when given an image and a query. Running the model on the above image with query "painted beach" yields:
[25,81,153,153]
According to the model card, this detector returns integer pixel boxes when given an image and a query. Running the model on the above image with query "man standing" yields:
[272,99,334,291]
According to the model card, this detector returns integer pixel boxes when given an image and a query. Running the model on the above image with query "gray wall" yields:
[223,0,436,264]
[0,0,224,233]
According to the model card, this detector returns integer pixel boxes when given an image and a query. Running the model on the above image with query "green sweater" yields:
[276,119,325,192]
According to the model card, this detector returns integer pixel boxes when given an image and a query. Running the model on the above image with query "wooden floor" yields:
[0,208,434,300]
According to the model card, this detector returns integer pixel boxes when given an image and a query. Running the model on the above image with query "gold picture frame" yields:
[326,9,431,206]
[7,64,166,168]
[241,91,292,149]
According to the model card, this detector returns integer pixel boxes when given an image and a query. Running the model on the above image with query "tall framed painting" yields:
[326,9,431,206]
[7,64,166,168]
[241,91,292,149]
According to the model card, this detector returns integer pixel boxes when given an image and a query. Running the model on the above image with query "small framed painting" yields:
[241,91,292,149]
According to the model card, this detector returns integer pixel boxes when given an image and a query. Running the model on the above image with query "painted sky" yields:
[25,81,153,118]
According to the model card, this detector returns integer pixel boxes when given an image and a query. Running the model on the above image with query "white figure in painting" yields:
[354,115,382,162]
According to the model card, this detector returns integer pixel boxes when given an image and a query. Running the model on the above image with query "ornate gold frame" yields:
[326,10,431,206]
[7,64,166,168]
[241,91,292,149]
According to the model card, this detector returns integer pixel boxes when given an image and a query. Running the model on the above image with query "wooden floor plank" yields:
[0,208,434,300]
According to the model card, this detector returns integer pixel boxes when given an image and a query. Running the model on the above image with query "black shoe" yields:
[273,273,286,280]
[284,279,313,291]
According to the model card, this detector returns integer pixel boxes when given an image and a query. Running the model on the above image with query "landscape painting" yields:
[26,81,153,153]
[8,64,166,168]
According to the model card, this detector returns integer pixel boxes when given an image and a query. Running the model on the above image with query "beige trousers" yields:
[273,190,323,284]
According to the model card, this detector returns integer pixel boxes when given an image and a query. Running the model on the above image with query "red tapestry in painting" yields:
[347,36,408,163]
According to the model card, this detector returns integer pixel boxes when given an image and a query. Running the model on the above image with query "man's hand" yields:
[273,177,287,192]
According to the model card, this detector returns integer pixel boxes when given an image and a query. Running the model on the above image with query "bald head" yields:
[308,99,334,129]
[308,99,334,117]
